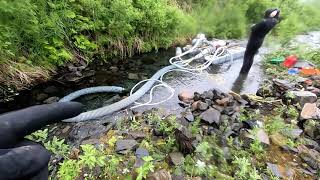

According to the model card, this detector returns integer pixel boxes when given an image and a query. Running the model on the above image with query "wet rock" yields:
[300,103,320,120]
[169,152,185,166]
[267,163,295,179]
[43,96,60,104]
[199,108,221,125]
[269,133,287,147]
[184,110,194,122]
[273,79,295,91]
[203,91,214,99]
[298,145,320,170]
[148,169,172,180]
[43,86,59,94]
[36,93,49,101]
[198,102,209,111]
[128,73,139,80]
[127,131,147,140]
[290,91,317,107]
[116,139,138,152]
[178,90,194,104]
[135,148,149,158]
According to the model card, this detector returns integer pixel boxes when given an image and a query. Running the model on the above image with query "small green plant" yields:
[136,156,155,180]
[232,156,259,180]
[196,141,212,160]
[152,115,179,136]
[25,128,48,143]
[287,105,299,119]
[190,117,201,135]
[44,136,70,157]
[286,139,300,148]
[58,159,81,180]
[249,138,265,156]
[264,116,287,134]
[79,144,106,170]
[104,155,121,178]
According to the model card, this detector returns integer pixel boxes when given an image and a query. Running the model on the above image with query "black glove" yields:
[0,102,83,180]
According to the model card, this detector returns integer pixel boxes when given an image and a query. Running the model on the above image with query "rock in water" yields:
[290,91,317,107]
[199,108,221,125]
[300,103,320,120]
[178,90,194,104]
[116,139,138,152]
[128,73,139,80]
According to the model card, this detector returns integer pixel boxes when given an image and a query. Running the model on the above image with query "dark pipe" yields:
[0,140,50,180]
[0,102,84,148]
[240,8,280,74]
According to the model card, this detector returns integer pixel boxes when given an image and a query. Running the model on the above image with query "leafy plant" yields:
[136,156,155,180]
[79,144,106,170]
[44,136,70,157]
[58,159,81,180]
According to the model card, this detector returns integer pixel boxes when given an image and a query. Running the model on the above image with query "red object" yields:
[283,55,298,68]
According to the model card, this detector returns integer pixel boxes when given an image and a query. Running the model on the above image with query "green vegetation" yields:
[1,0,320,90]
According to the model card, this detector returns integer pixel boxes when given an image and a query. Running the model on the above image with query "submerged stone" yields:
[178,90,194,103]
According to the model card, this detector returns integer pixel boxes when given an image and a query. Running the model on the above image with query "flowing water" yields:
[1,42,266,114]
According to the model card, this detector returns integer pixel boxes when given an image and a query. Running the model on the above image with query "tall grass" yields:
[0,0,320,90]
